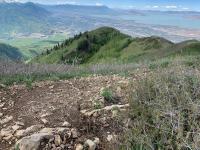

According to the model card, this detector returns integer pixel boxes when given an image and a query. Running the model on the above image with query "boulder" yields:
[15,125,43,138]
[15,133,54,150]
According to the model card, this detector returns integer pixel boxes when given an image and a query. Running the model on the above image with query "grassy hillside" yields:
[32,27,200,64]
[0,43,23,60]
[32,27,130,64]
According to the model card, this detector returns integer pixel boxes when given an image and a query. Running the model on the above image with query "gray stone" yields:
[0,84,6,88]
[75,144,83,150]
[62,121,71,127]
[0,102,5,108]
[54,135,62,146]
[71,128,79,138]
[84,139,96,150]
[12,124,22,131]
[0,113,3,118]
[0,127,14,137]
[15,133,54,150]
[0,115,13,124]
[41,118,48,124]
[15,121,25,127]
[15,125,43,138]
[94,137,100,145]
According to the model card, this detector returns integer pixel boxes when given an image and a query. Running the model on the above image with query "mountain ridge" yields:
[32,27,200,64]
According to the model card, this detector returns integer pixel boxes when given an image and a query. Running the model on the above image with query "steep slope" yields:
[0,2,51,38]
[0,43,23,60]
[32,27,200,64]
[32,27,131,64]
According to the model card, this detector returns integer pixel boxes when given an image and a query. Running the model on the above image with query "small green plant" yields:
[160,60,169,68]
[101,88,114,103]
[148,63,157,70]
[93,100,102,109]
[15,144,20,150]
[25,79,33,90]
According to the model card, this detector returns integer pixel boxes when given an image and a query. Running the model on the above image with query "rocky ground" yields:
[0,74,141,150]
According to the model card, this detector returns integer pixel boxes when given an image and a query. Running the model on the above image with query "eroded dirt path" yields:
[0,75,132,150]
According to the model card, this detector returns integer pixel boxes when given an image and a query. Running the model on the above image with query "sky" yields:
[4,0,200,11]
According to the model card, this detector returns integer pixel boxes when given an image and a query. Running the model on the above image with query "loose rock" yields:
[62,121,71,127]
[0,84,6,88]
[0,113,3,117]
[54,135,62,146]
[0,127,14,137]
[71,128,79,138]
[75,144,83,150]
[12,124,22,131]
[94,137,100,145]
[0,116,13,124]
[84,139,96,150]
[41,118,48,124]
[15,125,43,138]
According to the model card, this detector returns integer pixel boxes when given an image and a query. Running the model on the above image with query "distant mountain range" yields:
[1,2,200,42]
[0,2,115,39]
[0,2,51,38]
[32,27,200,64]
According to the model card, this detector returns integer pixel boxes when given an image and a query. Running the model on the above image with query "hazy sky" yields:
[8,0,200,11]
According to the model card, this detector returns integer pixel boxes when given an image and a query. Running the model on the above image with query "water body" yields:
[119,11,200,29]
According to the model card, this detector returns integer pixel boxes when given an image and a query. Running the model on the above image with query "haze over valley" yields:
[0,1,200,59]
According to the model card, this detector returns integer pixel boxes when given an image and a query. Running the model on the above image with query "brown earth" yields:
[0,74,140,150]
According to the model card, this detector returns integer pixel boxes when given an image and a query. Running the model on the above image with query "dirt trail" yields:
[0,75,132,150]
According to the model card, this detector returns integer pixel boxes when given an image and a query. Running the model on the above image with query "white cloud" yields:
[153,5,159,8]
[95,2,103,6]
[0,0,19,2]
[165,5,178,9]
[182,7,189,10]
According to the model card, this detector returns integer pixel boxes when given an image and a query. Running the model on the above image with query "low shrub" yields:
[101,88,114,103]
[125,67,200,149]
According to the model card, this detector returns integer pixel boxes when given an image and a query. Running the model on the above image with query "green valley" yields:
[0,33,67,60]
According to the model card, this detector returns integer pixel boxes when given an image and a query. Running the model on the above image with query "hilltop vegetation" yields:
[32,27,200,64]
[0,43,23,60]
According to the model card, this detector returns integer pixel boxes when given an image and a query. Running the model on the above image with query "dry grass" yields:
[0,60,141,85]
[124,65,200,149]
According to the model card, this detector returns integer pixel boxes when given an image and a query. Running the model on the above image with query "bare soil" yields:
[0,75,132,150]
